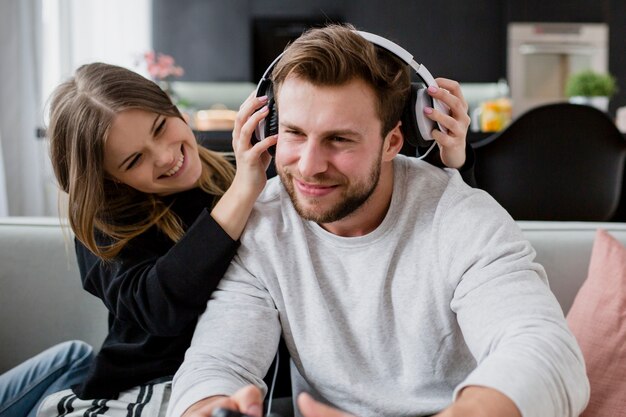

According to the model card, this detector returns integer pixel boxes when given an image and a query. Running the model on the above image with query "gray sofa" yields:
[0,217,107,373]
[2,216,626,374]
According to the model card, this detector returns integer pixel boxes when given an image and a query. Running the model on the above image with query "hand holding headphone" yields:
[253,30,450,154]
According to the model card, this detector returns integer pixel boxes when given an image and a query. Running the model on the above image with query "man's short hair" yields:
[271,24,411,137]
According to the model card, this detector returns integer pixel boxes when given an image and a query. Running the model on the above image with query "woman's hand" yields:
[211,92,278,240]
[424,78,471,169]
[230,92,279,197]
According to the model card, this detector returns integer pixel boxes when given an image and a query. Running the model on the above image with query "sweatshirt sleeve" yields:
[76,208,240,337]
[167,256,282,417]
[437,185,589,417]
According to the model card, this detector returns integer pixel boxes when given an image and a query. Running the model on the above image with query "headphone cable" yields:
[265,349,280,417]
[416,141,438,161]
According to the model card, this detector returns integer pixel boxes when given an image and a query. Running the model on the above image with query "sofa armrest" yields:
[518,221,626,314]
[0,217,108,373]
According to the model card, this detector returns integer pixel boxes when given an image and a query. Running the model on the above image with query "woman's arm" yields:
[76,208,238,337]
[211,94,278,240]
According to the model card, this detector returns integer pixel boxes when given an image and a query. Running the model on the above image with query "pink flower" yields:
[141,50,185,81]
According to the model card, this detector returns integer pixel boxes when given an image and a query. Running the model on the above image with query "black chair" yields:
[472,102,626,221]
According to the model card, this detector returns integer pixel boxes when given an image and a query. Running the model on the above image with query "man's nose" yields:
[297,140,327,178]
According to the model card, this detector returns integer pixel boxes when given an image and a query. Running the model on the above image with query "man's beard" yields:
[278,155,382,224]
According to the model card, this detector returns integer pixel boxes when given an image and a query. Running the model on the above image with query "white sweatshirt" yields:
[168,155,589,417]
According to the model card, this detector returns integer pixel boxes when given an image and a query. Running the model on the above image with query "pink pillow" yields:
[566,229,626,416]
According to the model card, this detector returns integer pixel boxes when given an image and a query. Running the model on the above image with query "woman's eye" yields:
[155,118,166,134]
[126,154,142,170]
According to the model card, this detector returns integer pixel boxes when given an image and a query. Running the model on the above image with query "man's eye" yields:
[127,154,142,170]
[331,136,348,142]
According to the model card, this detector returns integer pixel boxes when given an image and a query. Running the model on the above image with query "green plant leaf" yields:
[565,70,618,97]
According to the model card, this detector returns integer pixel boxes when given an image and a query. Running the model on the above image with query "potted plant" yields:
[565,70,618,112]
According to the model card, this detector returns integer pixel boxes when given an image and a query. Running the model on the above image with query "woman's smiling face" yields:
[103,109,202,195]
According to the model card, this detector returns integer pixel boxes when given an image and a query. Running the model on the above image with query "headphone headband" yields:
[355,30,414,65]
[355,30,439,89]
[257,30,438,94]
[253,28,448,150]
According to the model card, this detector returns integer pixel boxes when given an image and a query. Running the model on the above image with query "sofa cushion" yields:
[566,229,626,416]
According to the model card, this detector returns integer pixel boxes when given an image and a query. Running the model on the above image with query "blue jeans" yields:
[0,340,94,417]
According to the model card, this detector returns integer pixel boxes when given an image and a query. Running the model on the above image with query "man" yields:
[168,25,589,417]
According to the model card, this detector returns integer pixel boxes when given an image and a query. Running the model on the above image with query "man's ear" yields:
[382,121,404,162]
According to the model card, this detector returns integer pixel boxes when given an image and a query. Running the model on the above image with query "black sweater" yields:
[73,188,239,398]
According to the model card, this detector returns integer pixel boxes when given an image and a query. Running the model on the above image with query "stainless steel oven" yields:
[508,23,608,117]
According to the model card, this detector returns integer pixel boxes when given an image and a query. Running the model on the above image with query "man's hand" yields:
[434,386,522,417]
[297,393,356,417]
[181,385,264,417]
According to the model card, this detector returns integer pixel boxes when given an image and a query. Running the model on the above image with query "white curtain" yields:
[0,0,151,216]
[0,0,47,216]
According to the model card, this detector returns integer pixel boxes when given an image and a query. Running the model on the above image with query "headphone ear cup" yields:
[415,87,437,144]
[265,97,278,156]
[253,79,277,157]
[400,82,437,149]
[266,98,278,136]
[401,83,425,148]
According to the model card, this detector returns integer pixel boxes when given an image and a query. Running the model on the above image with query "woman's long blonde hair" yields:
[48,63,235,261]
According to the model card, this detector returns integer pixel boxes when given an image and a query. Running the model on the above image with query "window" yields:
[42,0,152,113]
[39,0,152,215]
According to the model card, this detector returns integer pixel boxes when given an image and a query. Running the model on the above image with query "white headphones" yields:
[254,29,449,151]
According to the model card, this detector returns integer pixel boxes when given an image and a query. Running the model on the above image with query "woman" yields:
[38,62,275,416]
